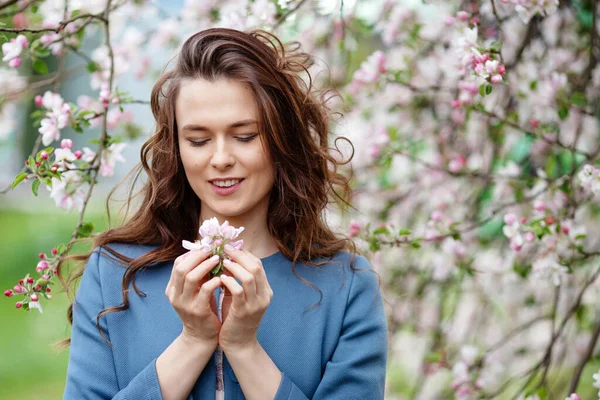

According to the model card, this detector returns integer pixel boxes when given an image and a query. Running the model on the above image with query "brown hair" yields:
[57,28,369,347]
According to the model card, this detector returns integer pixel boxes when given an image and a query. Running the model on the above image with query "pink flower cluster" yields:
[35,91,72,146]
[578,164,600,196]
[502,213,535,251]
[182,217,245,276]
[4,248,58,313]
[348,50,387,94]
[2,34,28,68]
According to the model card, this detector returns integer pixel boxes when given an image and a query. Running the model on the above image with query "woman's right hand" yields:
[165,250,223,347]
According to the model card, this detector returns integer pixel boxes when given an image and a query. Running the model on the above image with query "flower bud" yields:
[42,274,50,280]
[349,221,361,238]
[74,150,83,159]
[61,139,73,149]
[112,97,120,104]
[30,294,39,302]
[524,231,535,242]
[562,226,570,234]
[15,301,23,309]
[25,160,29,165]
[39,253,46,259]
[9,56,22,68]
[521,217,527,224]
[47,294,53,299]
[35,284,42,291]
[46,287,51,293]
[37,261,49,271]
[51,166,58,173]
[26,277,34,284]
[490,74,502,84]
[35,161,41,167]
[18,279,24,285]
[52,248,58,255]
[498,64,506,74]
[431,211,444,222]
[456,11,469,21]
[544,215,556,225]
[4,289,14,297]
[533,200,545,212]
[13,285,25,293]
[40,151,49,160]
[35,95,43,107]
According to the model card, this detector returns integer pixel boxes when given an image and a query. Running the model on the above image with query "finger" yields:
[171,250,212,297]
[223,259,257,300]
[181,254,221,302]
[220,274,245,310]
[194,276,223,311]
[224,245,270,295]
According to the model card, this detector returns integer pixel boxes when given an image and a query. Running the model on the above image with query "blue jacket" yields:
[63,243,388,399]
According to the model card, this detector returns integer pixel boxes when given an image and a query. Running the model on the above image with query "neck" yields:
[198,210,279,259]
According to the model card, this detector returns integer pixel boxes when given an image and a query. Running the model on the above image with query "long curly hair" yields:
[57,28,365,347]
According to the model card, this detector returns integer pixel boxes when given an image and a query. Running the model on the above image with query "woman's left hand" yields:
[218,244,274,353]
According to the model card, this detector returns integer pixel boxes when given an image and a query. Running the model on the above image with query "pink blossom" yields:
[8,57,21,68]
[524,231,535,242]
[491,74,503,84]
[456,11,469,22]
[61,139,73,149]
[352,51,387,85]
[349,221,361,237]
[99,142,127,177]
[2,34,28,63]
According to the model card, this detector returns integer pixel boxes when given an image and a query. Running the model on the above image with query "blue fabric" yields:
[63,243,388,399]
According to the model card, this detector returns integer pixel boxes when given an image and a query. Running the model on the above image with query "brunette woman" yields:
[62,28,388,400]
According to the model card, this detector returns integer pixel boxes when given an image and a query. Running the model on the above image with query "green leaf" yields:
[11,172,28,189]
[529,80,538,90]
[570,92,587,107]
[77,222,94,238]
[485,84,493,95]
[86,61,100,73]
[398,228,411,236]
[31,179,41,196]
[373,227,389,235]
[479,84,486,97]
[558,105,569,120]
[32,59,49,74]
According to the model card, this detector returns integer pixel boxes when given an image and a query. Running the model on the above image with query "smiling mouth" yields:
[210,178,245,188]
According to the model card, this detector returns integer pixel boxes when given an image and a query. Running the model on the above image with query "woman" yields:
[62,28,388,400]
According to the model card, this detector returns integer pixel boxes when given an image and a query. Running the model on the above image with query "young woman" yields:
[61,28,388,400]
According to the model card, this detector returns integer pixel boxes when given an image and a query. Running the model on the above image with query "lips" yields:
[210,179,244,196]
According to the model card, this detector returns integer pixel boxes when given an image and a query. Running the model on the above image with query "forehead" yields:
[175,78,258,129]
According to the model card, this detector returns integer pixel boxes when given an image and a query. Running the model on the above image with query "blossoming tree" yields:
[2,0,600,398]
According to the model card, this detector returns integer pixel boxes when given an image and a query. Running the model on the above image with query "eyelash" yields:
[189,134,258,147]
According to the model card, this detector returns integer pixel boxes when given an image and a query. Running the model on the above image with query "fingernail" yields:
[223,259,231,265]
[224,244,234,251]
[210,254,220,262]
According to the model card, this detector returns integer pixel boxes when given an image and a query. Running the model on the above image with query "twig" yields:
[275,0,309,28]
[569,311,600,394]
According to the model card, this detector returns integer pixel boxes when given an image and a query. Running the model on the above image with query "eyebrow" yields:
[181,119,258,132]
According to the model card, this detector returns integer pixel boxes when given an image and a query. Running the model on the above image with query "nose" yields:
[209,138,236,170]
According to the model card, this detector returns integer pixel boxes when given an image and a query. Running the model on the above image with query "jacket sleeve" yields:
[63,248,164,400]
[274,256,389,400]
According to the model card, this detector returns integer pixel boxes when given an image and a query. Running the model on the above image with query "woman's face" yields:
[176,78,275,225]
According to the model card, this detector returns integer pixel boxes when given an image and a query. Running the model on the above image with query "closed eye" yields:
[237,134,258,143]
[188,134,258,147]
